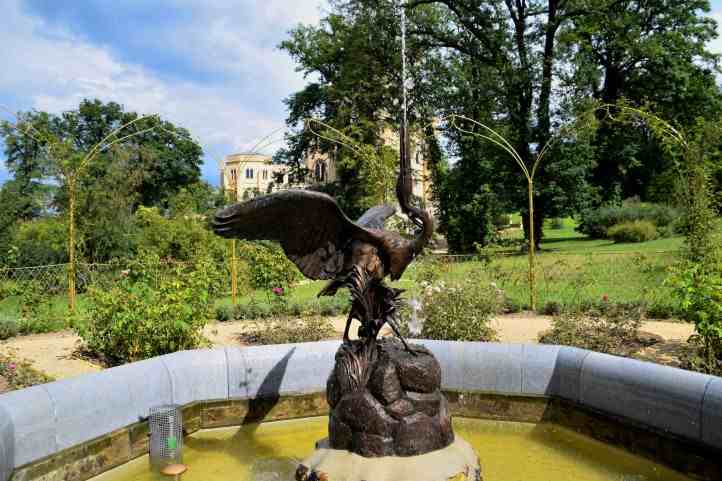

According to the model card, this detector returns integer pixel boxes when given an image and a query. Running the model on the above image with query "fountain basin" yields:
[0,341,720,481]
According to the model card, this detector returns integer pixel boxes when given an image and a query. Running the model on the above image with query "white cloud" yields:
[708,11,722,56]
[0,0,327,183]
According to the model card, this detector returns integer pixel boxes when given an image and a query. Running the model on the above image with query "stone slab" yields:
[160,348,228,405]
[44,357,173,451]
[0,385,57,467]
[701,377,722,449]
[521,344,560,395]
[462,343,523,394]
[239,341,340,398]
[299,436,481,481]
[580,352,712,440]
[548,347,590,402]
[0,404,12,481]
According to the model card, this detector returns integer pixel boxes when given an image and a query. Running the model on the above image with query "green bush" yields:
[607,220,659,243]
[578,200,680,239]
[539,309,643,355]
[549,218,564,230]
[0,319,19,340]
[77,254,217,366]
[0,353,54,392]
[669,263,722,375]
[8,218,68,266]
[215,305,233,322]
[409,280,501,341]
[238,317,336,345]
[236,241,302,290]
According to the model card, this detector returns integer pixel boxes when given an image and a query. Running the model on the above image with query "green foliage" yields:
[607,220,659,243]
[0,353,54,392]
[77,254,217,365]
[578,200,680,239]
[669,264,722,374]
[8,217,68,266]
[217,292,349,321]
[236,241,302,290]
[539,309,643,355]
[0,319,19,340]
[133,206,226,262]
[215,305,233,322]
[550,218,564,230]
[238,317,336,345]
[412,279,501,342]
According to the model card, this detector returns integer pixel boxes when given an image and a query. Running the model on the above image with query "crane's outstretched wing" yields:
[213,190,377,280]
[357,204,395,230]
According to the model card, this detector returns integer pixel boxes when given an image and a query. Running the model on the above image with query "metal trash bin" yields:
[149,404,183,470]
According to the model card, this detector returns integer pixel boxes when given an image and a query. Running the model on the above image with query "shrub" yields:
[8,218,68,267]
[236,241,302,290]
[77,254,216,365]
[607,220,659,243]
[407,280,501,341]
[215,305,233,322]
[539,309,643,355]
[413,257,446,285]
[238,317,336,345]
[578,200,680,239]
[668,263,722,375]
[0,319,19,340]
[0,353,53,392]
[549,218,564,230]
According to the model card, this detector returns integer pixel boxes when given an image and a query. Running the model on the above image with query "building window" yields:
[230,169,237,182]
[315,161,327,182]
[245,168,254,179]
[263,170,268,180]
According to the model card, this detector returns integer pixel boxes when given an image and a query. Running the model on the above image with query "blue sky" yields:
[1,0,721,187]
[0,0,327,185]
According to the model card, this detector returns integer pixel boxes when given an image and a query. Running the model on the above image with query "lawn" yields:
[0,216,705,334]
[232,216,685,317]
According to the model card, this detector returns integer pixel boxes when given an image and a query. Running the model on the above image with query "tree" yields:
[277,0,439,218]
[0,99,204,262]
[564,0,721,202]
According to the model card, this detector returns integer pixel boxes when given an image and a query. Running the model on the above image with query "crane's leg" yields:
[385,316,416,355]
[342,310,354,344]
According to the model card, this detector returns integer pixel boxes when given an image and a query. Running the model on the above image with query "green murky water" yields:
[93,417,692,481]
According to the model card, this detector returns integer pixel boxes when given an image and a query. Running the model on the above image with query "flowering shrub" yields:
[669,263,722,375]
[0,353,53,392]
[238,317,336,345]
[407,280,502,342]
[77,253,218,365]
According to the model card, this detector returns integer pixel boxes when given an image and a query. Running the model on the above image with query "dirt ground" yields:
[0,313,695,383]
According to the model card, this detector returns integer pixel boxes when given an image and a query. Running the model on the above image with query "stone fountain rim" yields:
[0,340,719,481]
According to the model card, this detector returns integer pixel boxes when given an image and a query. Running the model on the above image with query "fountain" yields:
[211,2,482,479]
[0,3,721,481]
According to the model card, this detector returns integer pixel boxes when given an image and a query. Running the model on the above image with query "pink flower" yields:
[272,287,285,296]
[602,294,609,302]
[8,363,16,371]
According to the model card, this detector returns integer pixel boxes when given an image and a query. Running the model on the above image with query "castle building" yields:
[221,132,434,207]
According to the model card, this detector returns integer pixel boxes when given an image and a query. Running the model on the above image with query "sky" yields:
[1,0,722,187]
[0,0,328,186]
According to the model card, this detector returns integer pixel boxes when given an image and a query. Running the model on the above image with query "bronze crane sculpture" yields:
[212,125,432,349]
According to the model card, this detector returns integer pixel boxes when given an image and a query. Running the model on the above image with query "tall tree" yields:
[564,0,721,202]
[277,0,442,217]
[1,99,204,261]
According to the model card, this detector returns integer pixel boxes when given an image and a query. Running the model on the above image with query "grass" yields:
[3,216,716,335]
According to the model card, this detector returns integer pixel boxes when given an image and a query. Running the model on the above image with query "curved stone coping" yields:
[0,340,719,481]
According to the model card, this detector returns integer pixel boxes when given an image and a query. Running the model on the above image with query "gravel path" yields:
[0,314,695,382]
